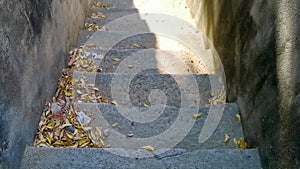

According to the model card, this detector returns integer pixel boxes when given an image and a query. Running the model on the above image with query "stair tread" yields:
[73,102,243,150]
[71,71,224,107]
[90,7,194,22]
[73,48,211,74]
[80,30,192,50]
[91,8,139,20]
[77,30,216,73]
[21,147,261,169]
[96,0,191,13]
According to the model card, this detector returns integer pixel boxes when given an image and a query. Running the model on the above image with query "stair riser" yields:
[21,147,261,169]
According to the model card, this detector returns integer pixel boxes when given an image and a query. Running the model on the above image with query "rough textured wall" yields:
[0,0,90,168]
[187,0,299,168]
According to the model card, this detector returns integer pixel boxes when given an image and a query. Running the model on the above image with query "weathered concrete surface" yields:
[21,147,261,169]
[72,103,244,150]
[0,0,91,168]
[187,0,300,168]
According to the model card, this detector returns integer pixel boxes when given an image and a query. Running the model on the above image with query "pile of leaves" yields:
[85,22,101,31]
[34,48,111,148]
[68,48,102,72]
[34,102,108,148]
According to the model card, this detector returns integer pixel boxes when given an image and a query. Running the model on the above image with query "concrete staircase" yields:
[21,0,261,168]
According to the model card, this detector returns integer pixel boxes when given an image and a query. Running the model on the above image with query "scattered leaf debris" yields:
[85,22,101,31]
[208,87,226,104]
[34,103,109,148]
[69,48,102,72]
[91,12,106,19]
[34,46,119,148]
[95,2,107,8]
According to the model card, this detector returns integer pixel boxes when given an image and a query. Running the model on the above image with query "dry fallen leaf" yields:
[192,113,203,119]
[111,123,118,128]
[144,103,150,108]
[133,43,140,48]
[111,100,118,105]
[85,22,101,31]
[84,44,97,48]
[236,114,241,123]
[142,145,155,152]
[95,2,106,8]
[128,65,134,69]
[112,58,120,62]
[233,138,247,149]
[91,12,106,19]
[224,134,230,143]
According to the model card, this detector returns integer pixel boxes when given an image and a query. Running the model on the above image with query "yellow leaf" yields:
[111,123,118,128]
[113,58,120,62]
[96,2,106,8]
[78,137,90,146]
[35,141,51,147]
[66,132,74,139]
[64,90,72,97]
[69,142,79,148]
[45,135,52,144]
[224,134,230,143]
[236,114,241,123]
[144,103,150,108]
[84,44,97,48]
[133,43,140,48]
[142,145,155,152]
[233,138,247,150]
[101,98,108,103]
[47,121,56,127]
[192,113,203,119]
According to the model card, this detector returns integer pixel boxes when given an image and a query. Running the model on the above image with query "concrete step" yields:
[96,0,188,11]
[81,30,217,73]
[94,0,136,9]
[74,103,243,150]
[21,147,261,169]
[91,8,139,20]
[71,72,225,107]
[80,30,190,50]
[76,48,210,74]
[89,7,195,24]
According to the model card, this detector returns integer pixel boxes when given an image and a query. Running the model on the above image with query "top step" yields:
[96,0,188,10]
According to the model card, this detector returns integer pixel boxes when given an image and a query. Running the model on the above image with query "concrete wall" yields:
[0,0,90,168]
[186,0,300,168]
